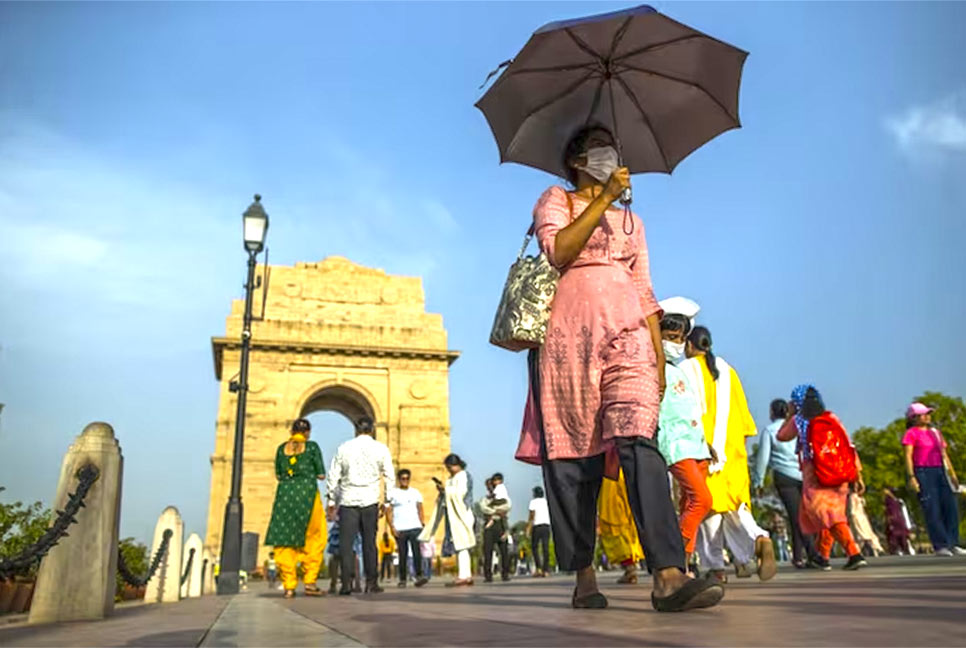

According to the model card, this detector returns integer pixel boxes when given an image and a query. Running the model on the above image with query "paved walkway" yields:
[2,555,965,647]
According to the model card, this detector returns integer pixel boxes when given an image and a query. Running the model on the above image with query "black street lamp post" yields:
[217,194,269,595]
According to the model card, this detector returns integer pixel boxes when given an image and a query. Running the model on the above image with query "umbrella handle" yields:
[620,187,632,206]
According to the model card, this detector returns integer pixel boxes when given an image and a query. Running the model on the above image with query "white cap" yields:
[659,296,701,327]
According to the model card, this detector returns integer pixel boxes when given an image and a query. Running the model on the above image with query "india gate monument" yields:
[203,257,458,565]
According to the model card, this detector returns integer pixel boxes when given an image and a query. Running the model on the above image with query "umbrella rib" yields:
[507,69,601,154]
[509,62,599,76]
[564,28,604,62]
[607,17,634,60]
[616,63,738,123]
[614,34,710,63]
[613,75,671,171]
[584,76,607,128]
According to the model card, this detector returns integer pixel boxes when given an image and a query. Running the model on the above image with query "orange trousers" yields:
[668,459,713,555]
[817,522,859,559]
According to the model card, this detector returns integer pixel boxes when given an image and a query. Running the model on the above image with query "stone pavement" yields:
[2,555,965,647]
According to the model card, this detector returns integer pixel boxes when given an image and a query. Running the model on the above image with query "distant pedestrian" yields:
[326,416,394,595]
[420,537,436,581]
[883,487,912,555]
[266,552,278,588]
[902,403,965,556]
[777,385,867,571]
[420,454,476,586]
[848,493,884,557]
[378,531,395,582]
[770,513,790,563]
[480,474,512,582]
[386,468,429,587]
[753,399,822,568]
[526,486,552,578]
[264,418,327,598]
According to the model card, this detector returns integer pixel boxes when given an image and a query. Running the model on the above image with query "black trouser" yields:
[380,555,393,580]
[483,518,510,579]
[396,528,424,582]
[531,524,551,572]
[773,471,818,563]
[339,504,379,589]
[530,350,686,574]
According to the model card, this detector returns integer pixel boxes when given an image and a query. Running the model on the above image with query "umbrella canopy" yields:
[476,5,748,179]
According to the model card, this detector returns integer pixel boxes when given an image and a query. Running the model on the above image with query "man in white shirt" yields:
[526,486,552,577]
[385,468,428,588]
[327,416,394,595]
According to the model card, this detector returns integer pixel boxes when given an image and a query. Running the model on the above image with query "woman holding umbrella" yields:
[481,3,747,612]
[519,125,723,611]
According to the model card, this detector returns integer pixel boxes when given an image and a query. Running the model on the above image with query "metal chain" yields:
[180,547,195,587]
[117,529,172,588]
[0,464,100,581]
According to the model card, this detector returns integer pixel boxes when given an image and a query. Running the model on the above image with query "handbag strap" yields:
[518,191,574,260]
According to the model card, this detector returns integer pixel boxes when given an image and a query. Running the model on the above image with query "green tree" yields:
[0,488,52,578]
[853,391,966,541]
[116,537,148,599]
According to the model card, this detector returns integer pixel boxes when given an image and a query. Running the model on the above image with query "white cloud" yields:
[886,92,966,154]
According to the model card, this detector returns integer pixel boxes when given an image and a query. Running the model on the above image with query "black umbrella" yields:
[476,5,748,179]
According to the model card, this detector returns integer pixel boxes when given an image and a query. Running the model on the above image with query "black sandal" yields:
[572,588,608,609]
[651,578,724,613]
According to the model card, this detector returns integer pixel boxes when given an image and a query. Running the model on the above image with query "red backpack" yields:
[808,412,858,487]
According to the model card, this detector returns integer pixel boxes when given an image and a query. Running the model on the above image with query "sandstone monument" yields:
[204,257,458,566]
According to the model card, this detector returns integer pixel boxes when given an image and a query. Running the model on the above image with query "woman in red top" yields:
[902,402,964,555]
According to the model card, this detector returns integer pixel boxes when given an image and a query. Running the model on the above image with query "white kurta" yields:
[445,471,476,552]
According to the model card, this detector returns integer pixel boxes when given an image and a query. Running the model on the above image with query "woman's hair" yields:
[687,326,719,381]
[905,415,920,430]
[660,313,692,336]
[443,453,466,469]
[770,399,789,421]
[801,387,825,419]
[562,124,612,186]
[532,486,544,498]
[292,418,311,433]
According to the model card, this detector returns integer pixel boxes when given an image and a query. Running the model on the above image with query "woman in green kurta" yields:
[265,418,327,597]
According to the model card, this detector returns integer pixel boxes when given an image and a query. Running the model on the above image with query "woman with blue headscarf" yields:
[777,385,867,571]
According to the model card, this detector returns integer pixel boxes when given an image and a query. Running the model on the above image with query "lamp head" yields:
[243,194,268,253]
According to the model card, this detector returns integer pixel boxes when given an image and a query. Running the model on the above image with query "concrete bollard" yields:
[181,533,204,598]
[201,549,215,595]
[144,507,183,603]
[29,422,123,624]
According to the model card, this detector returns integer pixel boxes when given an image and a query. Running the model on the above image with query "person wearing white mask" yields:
[515,126,723,612]
[655,300,713,571]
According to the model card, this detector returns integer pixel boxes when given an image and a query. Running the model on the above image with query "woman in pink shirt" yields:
[902,402,964,556]
[515,126,723,612]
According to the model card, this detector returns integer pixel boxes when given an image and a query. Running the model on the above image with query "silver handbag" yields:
[489,224,561,352]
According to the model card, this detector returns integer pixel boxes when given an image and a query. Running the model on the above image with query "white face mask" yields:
[577,146,620,183]
[662,340,686,364]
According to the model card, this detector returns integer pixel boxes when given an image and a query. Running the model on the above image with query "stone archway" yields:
[203,257,458,566]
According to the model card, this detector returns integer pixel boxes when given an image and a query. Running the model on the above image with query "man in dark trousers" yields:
[480,473,512,582]
[327,416,394,595]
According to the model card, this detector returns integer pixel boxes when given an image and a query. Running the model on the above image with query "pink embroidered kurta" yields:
[516,186,662,464]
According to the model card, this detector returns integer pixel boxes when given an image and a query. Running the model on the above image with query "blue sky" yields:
[1,2,965,547]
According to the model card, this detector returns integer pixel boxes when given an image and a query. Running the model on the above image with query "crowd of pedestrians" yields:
[259,128,962,607]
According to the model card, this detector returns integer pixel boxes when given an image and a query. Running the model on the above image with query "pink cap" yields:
[906,402,934,418]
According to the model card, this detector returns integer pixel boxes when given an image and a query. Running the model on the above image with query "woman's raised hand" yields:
[603,167,631,201]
